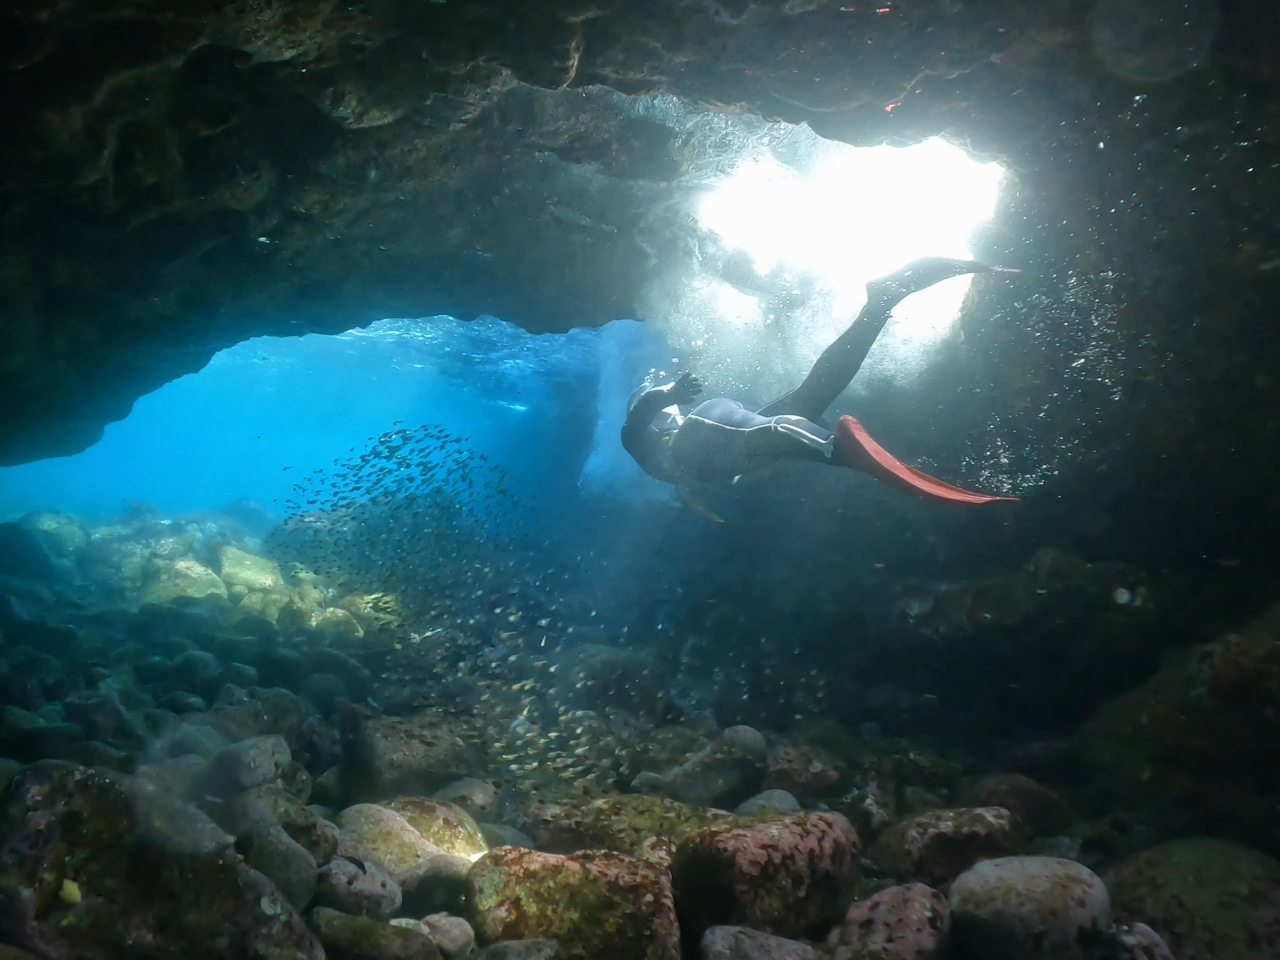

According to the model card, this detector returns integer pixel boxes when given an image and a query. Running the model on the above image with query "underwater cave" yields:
[1,1,1279,958]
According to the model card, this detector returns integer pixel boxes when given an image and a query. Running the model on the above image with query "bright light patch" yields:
[695,137,1005,373]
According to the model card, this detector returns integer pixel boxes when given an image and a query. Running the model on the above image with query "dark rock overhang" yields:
[2,0,1278,488]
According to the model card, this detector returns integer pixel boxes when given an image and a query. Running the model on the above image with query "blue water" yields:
[0,316,670,525]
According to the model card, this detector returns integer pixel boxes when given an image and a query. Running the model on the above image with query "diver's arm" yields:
[620,374,703,456]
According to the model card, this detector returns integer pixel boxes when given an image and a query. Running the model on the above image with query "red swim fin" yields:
[834,415,1019,505]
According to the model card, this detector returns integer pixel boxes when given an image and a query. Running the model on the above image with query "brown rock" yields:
[958,774,1075,836]
[672,812,860,942]
[830,883,950,960]
[764,743,849,801]
[872,807,1023,885]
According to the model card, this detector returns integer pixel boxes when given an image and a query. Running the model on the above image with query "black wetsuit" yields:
[622,258,991,486]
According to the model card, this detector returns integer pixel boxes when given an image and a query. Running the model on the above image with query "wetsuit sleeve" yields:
[620,384,675,459]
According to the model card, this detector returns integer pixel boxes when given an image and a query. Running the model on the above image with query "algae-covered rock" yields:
[527,793,733,855]
[873,807,1023,885]
[219,545,284,591]
[19,511,88,560]
[338,803,445,886]
[310,905,442,960]
[832,883,949,960]
[1105,837,1280,960]
[764,742,849,802]
[138,557,227,606]
[210,686,318,753]
[316,606,365,641]
[467,846,679,960]
[672,812,860,942]
[949,857,1109,960]
[0,763,321,959]
[387,797,489,859]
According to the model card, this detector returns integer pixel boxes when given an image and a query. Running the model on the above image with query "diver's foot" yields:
[833,415,1019,505]
[866,256,1018,308]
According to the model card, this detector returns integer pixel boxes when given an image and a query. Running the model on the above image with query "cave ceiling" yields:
[2,0,1278,496]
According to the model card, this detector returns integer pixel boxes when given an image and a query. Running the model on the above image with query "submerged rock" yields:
[956,774,1075,837]
[338,803,446,886]
[735,789,801,817]
[345,715,468,801]
[671,812,860,941]
[474,941,562,960]
[387,797,489,859]
[701,925,817,960]
[244,821,319,909]
[527,793,732,855]
[635,725,768,809]
[467,846,680,960]
[873,807,1023,885]
[219,545,285,591]
[948,857,1109,960]
[0,763,321,959]
[315,855,403,919]
[309,905,442,960]
[830,883,950,960]
[138,557,227,606]
[1105,837,1280,960]
[206,733,292,794]
[422,914,476,959]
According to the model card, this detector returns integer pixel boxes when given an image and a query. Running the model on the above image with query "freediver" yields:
[621,257,1019,504]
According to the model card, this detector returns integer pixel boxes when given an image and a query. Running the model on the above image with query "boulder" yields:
[244,821,319,910]
[345,715,467,801]
[219,545,284,591]
[872,807,1023,885]
[474,942,562,960]
[387,797,490,859]
[315,855,403,919]
[672,812,860,941]
[830,883,950,960]
[338,803,445,886]
[0,763,321,959]
[701,926,817,960]
[467,846,679,960]
[636,725,768,809]
[1105,837,1280,960]
[309,906,441,960]
[423,914,476,959]
[526,793,731,856]
[138,558,227,606]
[957,774,1075,836]
[735,789,801,817]
[206,734,292,794]
[948,857,1109,960]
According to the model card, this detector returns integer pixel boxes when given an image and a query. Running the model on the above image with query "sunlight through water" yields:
[689,136,1006,392]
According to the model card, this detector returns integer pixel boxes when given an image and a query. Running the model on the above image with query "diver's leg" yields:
[758,256,1001,420]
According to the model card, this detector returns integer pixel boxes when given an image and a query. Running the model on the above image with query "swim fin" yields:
[833,415,1019,505]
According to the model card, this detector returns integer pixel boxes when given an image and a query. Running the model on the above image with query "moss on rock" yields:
[387,797,489,860]
[0,763,322,959]
[467,846,679,960]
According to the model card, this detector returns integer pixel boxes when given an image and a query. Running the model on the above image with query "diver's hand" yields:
[668,372,704,405]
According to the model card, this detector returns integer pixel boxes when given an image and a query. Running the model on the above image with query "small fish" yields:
[343,856,368,872]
